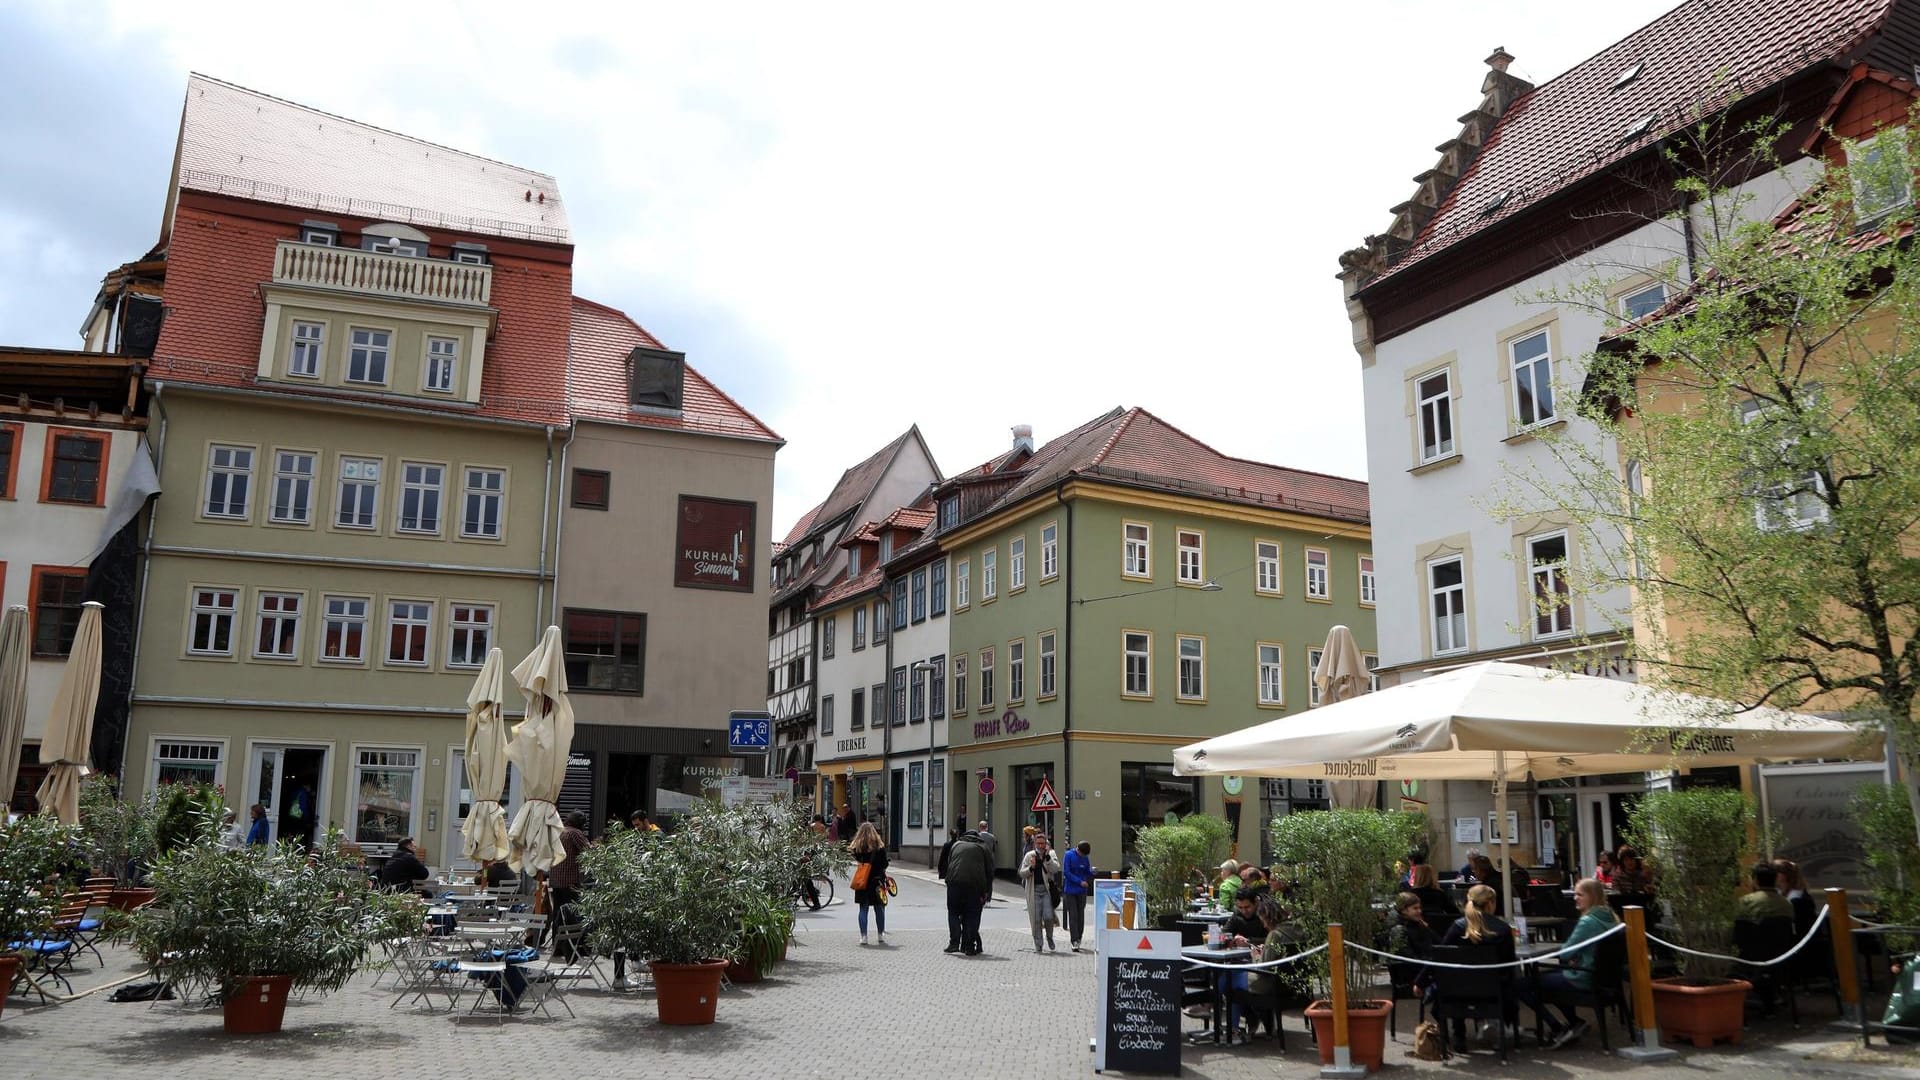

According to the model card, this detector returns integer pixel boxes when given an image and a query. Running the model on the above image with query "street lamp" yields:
[1073,579,1222,605]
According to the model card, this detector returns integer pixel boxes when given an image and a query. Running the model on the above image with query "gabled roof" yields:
[1803,61,1920,154]
[567,297,781,443]
[809,564,887,613]
[175,74,569,244]
[780,503,823,548]
[1363,0,1898,286]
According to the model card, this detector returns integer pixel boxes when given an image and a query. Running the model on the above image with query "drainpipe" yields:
[122,381,167,779]
[544,424,578,627]
[1057,479,1074,845]
[534,425,554,637]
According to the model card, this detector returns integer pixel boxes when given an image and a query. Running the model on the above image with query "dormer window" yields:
[627,346,687,412]
[939,496,959,531]
[360,223,429,257]
[300,221,339,246]
[451,242,490,265]
[1847,127,1913,224]
[848,548,861,577]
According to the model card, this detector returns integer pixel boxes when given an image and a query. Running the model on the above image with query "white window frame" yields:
[1848,126,1913,223]
[346,327,392,385]
[1257,642,1284,707]
[1009,536,1026,591]
[979,647,996,709]
[269,449,316,526]
[1428,555,1469,656]
[203,444,255,520]
[1177,529,1204,584]
[397,461,446,536]
[1621,282,1666,321]
[1509,329,1557,429]
[424,336,459,393]
[188,586,240,657]
[252,590,302,661]
[1527,530,1574,640]
[1122,630,1152,699]
[351,746,422,846]
[1364,652,1380,694]
[300,227,337,246]
[1123,521,1151,579]
[385,599,433,668]
[1255,540,1282,595]
[1176,634,1205,701]
[461,466,507,540]
[1038,630,1057,699]
[336,456,382,530]
[956,559,971,609]
[1359,554,1377,607]
[1416,367,1455,463]
[1007,639,1025,703]
[981,548,998,601]
[288,320,325,378]
[1307,646,1325,706]
[952,653,968,717]
[319,594,370,665]
[1742,400,1830,532]
[1040,522,1058,581]
[1305,547,1331,600]
[447,603,494,669]
[151,738,226,789]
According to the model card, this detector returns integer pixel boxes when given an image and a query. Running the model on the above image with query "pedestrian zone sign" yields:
[1031,777,1063,813]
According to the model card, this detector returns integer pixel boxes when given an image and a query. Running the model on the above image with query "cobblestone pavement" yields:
[3,871,1915,1080]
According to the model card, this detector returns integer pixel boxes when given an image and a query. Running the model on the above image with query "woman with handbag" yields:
[849,822,890,945]
[1019,833,1064,953]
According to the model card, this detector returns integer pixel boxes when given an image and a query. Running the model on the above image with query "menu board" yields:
[1094,930,1182,1075]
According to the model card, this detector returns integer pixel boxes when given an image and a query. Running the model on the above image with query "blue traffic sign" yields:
[728,715,772,751]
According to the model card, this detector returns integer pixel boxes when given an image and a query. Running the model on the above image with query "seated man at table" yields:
[1737,863,1794,923]
[1224,888,1268,944]
[377,837,429,892]
[1525,878,1616,1049]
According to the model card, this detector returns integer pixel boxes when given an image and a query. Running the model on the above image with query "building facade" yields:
[879,509,952,865]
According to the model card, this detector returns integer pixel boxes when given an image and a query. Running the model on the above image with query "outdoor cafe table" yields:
[1181,944,1253,1046]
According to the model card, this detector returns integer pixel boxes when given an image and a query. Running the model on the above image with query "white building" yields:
[878,509,952,865]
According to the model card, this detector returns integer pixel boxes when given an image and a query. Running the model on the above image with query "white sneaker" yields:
[860,934,868,945]
[876,934,885,945]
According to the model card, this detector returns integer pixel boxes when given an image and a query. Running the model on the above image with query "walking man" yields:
[944,822,992,955]
[1020,834,1063,952]
[1062,840,1093,951]
[974,817,998,903]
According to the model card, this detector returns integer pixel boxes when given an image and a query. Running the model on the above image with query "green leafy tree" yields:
[1270,808,1424,1001]
[1853,783,1920,944]
[78,773,158,886]
[0,816,81,959]
[1625,787,1756,983]
[1131,822,1214,922]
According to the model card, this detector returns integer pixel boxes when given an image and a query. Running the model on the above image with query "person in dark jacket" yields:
[376,837,429,892]
[1408,863,1458,917]
[1062,841,1094,951]
[944,826,993,955]
[834,804,858,844]
[849,822,890,945]
[1440,883,1519,1045]
[245,803,270,847]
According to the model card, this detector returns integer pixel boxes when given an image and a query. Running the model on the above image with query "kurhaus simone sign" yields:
[674,495,756,592]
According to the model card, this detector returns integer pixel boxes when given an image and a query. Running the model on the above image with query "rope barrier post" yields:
[1321,922,1365,1079]
[1827,887,1861,1027]
[1616,905,1679,1062]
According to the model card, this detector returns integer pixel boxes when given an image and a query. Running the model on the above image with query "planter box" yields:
[222,974,293,1034]
[1306,998,1393,1072]
[649,960,727,1025]
[1652,977,1751,1048]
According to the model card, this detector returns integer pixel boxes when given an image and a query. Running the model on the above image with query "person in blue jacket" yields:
[245,803,270,846]
[1061,840,1094,951]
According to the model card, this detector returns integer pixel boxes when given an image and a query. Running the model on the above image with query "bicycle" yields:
[796,872,834,910]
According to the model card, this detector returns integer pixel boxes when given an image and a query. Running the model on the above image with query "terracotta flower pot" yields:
[222,975,294,1034]
[108,887,157,912]
[0,955,19,1018]
[723,959,761,984]
[1651,977,1751,1048]
[1305,998,1393,1072]
[649,960,728,1025]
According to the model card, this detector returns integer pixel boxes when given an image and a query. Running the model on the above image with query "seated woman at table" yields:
[1408,864,1458,917]
[1610,846,1654,896]
[1390,891,1440,961]
[1227,893,1291,1041]
[1215,860,1242,906]
[377,837,429,892]
[1438,884,1518,1043]
[1592,850,1617,887]
[1523,878,1616,1049]
[1772,858,1817,937]
[483,860,517,890]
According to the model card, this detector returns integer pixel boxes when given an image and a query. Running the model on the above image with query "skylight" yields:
[1622,113,1655,143]
[1480,191,1514,218]
[1613,63,1643,90]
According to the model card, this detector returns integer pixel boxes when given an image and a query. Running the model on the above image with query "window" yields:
[1255,540,1281,594]
[847,548,861,577]
[893,666,908,726]
[270,450,315,525]
[870,684,885,728]
[956,559,971,608]
[1038,631,1057,698]
[951,655,967,717]
[979,648,996,709]
[930,560,947,617]
[300,226,337,246]
[1008,640,1026,703]
[892,579,908,631]
[347,328,391,384]
[398,462,444,534]
[336,456,381,529]
[1177,635,1205,700]
[563,609,647,693]
[1305,547,1330,600]
[908,762,926,828]
[1177,530,1204,584]
[462,468,505,539]
[448,604,493,667]
[570,468,609,510]
[1307,647,1325,706]
[44,430,106,505]
[203,444,254,519]
[288,320,324,378]
[852,606,866,650]
[1123,522,1150,578]
[820,694,835,736]
[850,687,866,732]
[873,600,888,643]
[353,748,419,846]
[1509,329,1556,428]
[385,600,432,666]
[1120,762,1197,863]
[1364,652,1381,693]
[939,496,959,532]
[1123,631,1151,698]
[1742,400,1830,531]
[321,596,368,663]
[1849,127,1913,222]
[31,569,88,657]
[1258,643,1284,706]
[424,336,459,392]
[0,424,16,498]
[1416,368,1455,462]
[153,740,222,786]
[188,587,239,657]
[911,568,927,623]
[1429,556,1468,655]
[1359,555,1377,607]
[1625,459,1648,581]
[910,663,927,722]
[1009,536,1026,590]
[822,615,836,660]
[929,656,946,718]
[929,760,946,829]
[452,249,488,265]
[253,592,301,660]
[1041,522,1058,580]
[1621,282,1666,321]
[1528,531,1573,638]
[981,548,998,601]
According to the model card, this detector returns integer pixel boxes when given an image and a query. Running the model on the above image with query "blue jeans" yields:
[858,902,886,936]
[1520,970,1581,1032]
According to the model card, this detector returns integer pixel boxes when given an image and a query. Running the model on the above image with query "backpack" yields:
[1412,1020,1450,1061]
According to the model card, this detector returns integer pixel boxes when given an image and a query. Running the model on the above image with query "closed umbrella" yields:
[0,606,28,811]
[505,625,573,876]
[1313,625,1379,810]
[36,601,105,825]
[461,647,510,866]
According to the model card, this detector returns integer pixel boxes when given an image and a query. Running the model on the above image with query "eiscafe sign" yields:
[675,495,756,593]
[974,709,1032,740]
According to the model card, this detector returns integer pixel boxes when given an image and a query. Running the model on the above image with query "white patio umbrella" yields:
[461,647,510,866]
[1314,625,1378,809]
[1174,660,1879,919]
[0,606,28,811]
[35,601,105,825]
[505,625,574,877]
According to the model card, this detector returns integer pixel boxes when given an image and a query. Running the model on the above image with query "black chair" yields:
[1536,927,1630,1050]
[1226,981,1287,1051]
[1787,922,1845,1018]
[1735,916,1799,1025]
[1428,944,1513,1061]
[1387,959,1428,1040]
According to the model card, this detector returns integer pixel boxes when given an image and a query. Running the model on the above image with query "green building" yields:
[940,410,1374,873]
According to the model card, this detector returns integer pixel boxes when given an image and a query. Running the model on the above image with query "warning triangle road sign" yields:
[1031,777,1063,813]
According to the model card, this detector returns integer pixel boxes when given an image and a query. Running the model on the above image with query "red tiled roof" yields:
[797,428,929,545]
[1372,0,1896,284]
[810,564,886,612]
[780,503,823,548]
[567,297,780,443]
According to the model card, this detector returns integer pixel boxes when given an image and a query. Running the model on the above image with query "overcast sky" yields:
[1,1,1676,535]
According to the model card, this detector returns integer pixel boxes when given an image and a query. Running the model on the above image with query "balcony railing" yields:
[272,241,492,305]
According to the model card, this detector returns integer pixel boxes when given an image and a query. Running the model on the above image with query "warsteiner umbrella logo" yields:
[1668,731,1736,754]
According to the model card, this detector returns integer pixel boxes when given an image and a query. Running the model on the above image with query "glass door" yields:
[252,745,284,845]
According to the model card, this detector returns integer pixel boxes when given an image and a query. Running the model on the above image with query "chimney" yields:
[1486,47,1515,73]
[1011,424,1035,454]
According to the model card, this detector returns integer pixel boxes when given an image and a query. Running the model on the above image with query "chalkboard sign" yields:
[1094,930,1182,1075]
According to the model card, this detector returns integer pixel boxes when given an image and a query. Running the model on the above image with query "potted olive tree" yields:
[1132,822,1215,926]
[0,816,79,1017]
[1625,786,1754,1048]
[78,773,157,890]
[129,824,414,1033]
[1271,808,1424,1073]
[715,802,847,978]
